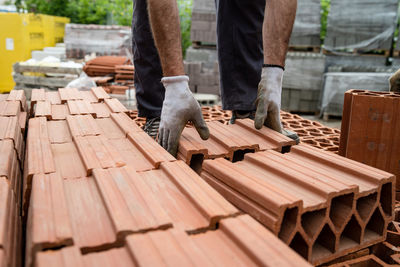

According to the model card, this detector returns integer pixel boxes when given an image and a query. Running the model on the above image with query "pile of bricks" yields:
[185,61,220,95]
[25,88,311,267]
[339,90,400,190]
[114,65,134,86]
[83,56,131,77]
[65,24,131,59]
[0,90,27,267]
[280,111,341,154]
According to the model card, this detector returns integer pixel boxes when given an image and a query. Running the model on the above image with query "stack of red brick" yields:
[0,90,27,267]
[280,111,341,154]
[172,117,394,265]
[25,88,311,267]
[83,56,130,77]
[340,90,400,191]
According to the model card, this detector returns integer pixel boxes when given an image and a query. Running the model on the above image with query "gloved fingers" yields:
[167,125,185,157]
[254,99,268,130]
[162,129,170,150]
[192,109,210,140]
[158,128,164,146]
[265,108,282,133]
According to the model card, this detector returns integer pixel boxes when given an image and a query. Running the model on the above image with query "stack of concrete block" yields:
[282,52,326,113]
[184,60,220,95]
[65,24,131,59]
[321,72,392,117]
[190,0,216,44]
[324,0,398,51]
[289,0,321,47]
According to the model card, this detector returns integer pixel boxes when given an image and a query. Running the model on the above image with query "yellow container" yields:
[53,16,70,44]
[0,12,46,92]
[43,15,70,47]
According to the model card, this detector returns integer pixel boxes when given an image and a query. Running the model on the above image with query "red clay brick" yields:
[201,144,394,265]
[74,135,125,175]
[104,98,128,113]
[91,87,111,101]
[7,90,27,111]
[59,88,82,103]
[92,166,172,233]
[51,104,71,120]
[47,120,72,144]
[127,131,176,169]
[25,173,73,267]
[67,100,96,117]
[179,119,295,171]
[66,115,102,138]
[35,101,52,119]
[340,90,400,190]
[140,161,239,233]
[0,101,20,117]
[91,102,112,118]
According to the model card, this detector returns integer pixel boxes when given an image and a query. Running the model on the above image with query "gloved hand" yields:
[389,69,400,92]
[159,75,210,156]
[254,67,284,132]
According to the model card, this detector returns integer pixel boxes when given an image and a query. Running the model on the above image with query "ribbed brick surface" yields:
[339,90,400,190]
[178,119,295,172]
[201,144,394,265]
[0,91,26,267]
[35,215,311,267]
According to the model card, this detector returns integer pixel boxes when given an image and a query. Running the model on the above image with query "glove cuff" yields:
[161,75,189,85]
[263,64,285,71]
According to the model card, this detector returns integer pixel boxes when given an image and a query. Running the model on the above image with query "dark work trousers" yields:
[132,0,266,117]
[132,0,165,118]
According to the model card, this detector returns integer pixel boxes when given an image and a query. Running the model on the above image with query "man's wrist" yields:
[263,64,285,71]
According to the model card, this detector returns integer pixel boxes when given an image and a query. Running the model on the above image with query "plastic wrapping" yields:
[324,0,399,51]
[321,72,392,116]
[290,0,321,47]
[64,24,131,59]
[283,52,326,91]
[66,72,96,91]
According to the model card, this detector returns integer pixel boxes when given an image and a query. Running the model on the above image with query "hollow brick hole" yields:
[311,224,336,262]
[364,208,386,243]
[301,209,326,239]
[278,207,299,243]
[380,182,393,217]
[339,216,362,252]
[232,149,255,163]
[189,154,204,174]
[330,193,354,229]
[289,232,309,260]
[356,193,378,222]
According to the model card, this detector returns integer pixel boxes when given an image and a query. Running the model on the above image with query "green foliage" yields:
[66,0,109,25]
[320,0,330,42]
[110,0,133,26]
[178,0,193,57]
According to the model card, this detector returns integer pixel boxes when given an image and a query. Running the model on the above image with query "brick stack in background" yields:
[0,90,27,267]
[289,0,321,47]
[25,87,312,267]
[65,24,132,59]
[324,0,398,51]
[83,56,134,95]
[282,52,326,113]
[83,56,130,77]
[184,60,220,95]
[339,90,400,191]
[190,0,216,45]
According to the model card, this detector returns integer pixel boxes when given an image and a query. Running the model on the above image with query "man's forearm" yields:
[263,0,297,67]
[147,0,185,76]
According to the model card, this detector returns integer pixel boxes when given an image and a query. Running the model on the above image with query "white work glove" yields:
[254,67,283,133]
[159,75,209,156]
